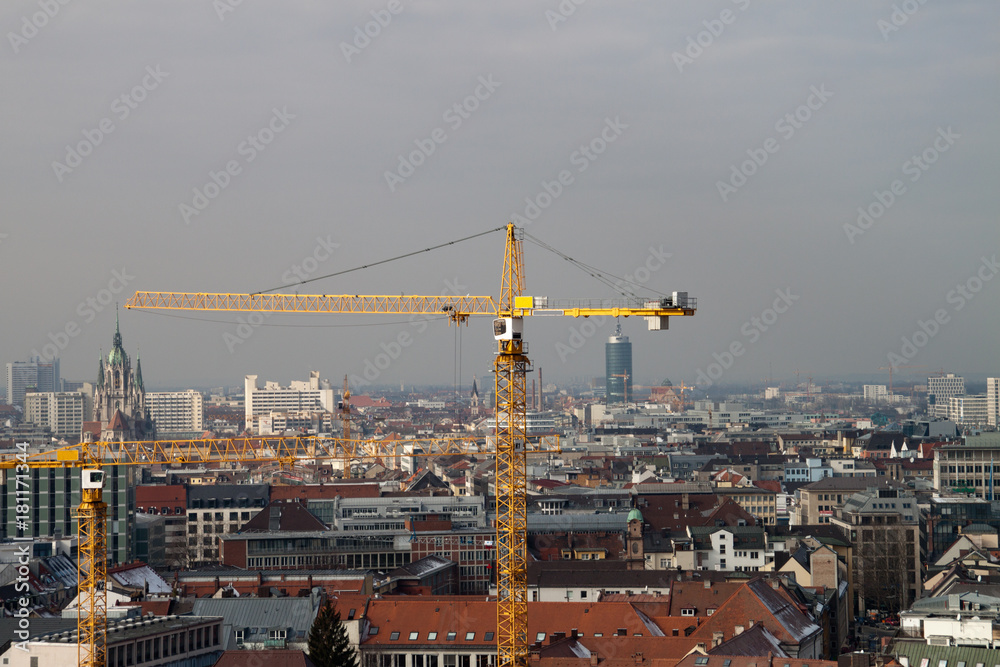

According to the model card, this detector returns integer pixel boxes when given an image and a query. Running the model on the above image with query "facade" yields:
[244,371,334,433]
[185,484,269,565]
[605,326,632,405]
[988,377,1000,427]
[933,434,1000,498]
[148,390,204,434]
[830,486,923,616]
[93,317,153,440]
[136,484,189,568]
[928,373,965,418]
[0,463,134,564]
[6,358,60,409]
[3,615,223,667]
[864,385,889,402]
[23,391,87,438]
[795,477,903,525]
[948,394,989,425]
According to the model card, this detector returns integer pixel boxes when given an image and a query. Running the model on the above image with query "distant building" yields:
[928,373,964,418]
[986,377,1000,427]
[23,391,87,439]
[948,394,989,425]
[148,389,204,434]
[605,324,632,405]
[863,385,889,402]
[5,358,60,409]
[244,371,333,433]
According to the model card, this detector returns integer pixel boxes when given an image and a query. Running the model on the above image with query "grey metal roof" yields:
[191,597,320,650]
[527,512,629,532]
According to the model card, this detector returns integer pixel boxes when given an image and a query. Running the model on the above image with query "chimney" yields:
[634,653,644,665]
[590,653,599,667]
[704,580,711,589]
[571,629,579,639]
[682,493,690,510]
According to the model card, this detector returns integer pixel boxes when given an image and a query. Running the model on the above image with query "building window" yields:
[409,632,419,641]
[390,632,400,641]
[446,632,457,641]
[427,632,437,641]
[466,632,475,641]
[536,632,546,642]
[369,627,379,636]
[484,633,494,641]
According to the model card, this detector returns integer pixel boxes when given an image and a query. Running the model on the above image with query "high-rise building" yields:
[605,324,632,405]
[864,385,889,402]
[5,358,60,409]
[23,391,87,439]
[988,377,999,427]
[245,371,334,433]
[927,373,964,418]
[148,390,204,434]
[948,395,989,425]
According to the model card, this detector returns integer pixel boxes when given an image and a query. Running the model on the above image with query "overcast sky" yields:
[2,1,998,394]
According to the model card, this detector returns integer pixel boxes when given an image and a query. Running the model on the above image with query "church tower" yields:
[93,312,153,441]
[626,508,645,570]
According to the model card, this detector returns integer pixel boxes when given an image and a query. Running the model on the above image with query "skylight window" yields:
[409,632,419,641]
[466,632,475,641]
[390,632,400,641]
[695,658,709,666]
[446,632,457,641]
[484,633,494,641]
[369,627,379,635]
[428,632,438,641]
[536,632,546,642]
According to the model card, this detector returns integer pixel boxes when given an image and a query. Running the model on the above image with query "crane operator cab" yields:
[493,317,522,341]
[82,469,105,490]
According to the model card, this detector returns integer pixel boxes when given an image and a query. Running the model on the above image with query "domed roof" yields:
[627,508,643,523]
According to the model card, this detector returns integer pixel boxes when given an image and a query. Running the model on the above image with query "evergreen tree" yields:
[308,599,358,667]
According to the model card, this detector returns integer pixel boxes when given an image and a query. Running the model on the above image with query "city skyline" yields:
[1,3,997,389]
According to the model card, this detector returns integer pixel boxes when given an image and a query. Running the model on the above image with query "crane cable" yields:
[253,226,507,296]
[522,232,672,300]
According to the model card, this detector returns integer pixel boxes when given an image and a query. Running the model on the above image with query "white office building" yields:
[23,391,86,438]
[988,377,999,427]
[949,395,989,426]
[244,371,334,433]
[928,374,965,418]
[864,385,889,402]
[148,390,204,434]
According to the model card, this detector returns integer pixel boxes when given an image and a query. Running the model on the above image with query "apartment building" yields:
[147,390,204,434]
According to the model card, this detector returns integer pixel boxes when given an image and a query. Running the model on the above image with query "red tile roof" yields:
[214,650,316,667]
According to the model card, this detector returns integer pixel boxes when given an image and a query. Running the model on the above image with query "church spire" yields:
[135,352,144,390]
[97,351,104,386]
[112,304,123,351]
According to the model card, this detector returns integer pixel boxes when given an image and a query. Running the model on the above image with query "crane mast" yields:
[493,223,529,667]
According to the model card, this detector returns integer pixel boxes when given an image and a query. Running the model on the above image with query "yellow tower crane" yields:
[1,434,504,667]
[125,222,697,667]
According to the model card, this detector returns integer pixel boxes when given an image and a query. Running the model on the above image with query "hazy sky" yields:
[2,1,998,394]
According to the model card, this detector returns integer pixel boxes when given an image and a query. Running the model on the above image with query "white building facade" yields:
[148,390,204,434]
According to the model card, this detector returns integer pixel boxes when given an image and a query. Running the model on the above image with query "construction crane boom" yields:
[123,222,696,667]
